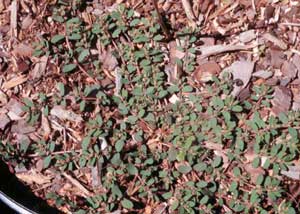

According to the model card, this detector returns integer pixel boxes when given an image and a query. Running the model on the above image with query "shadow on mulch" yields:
[0,160,61,214]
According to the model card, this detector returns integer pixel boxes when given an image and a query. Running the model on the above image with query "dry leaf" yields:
[244,164,265,184]
[281,166,300,180]
[153,202,168,214]
[224,61,254,97]
[169,41,185,63]
[0,113,10,130]
[11,119,36,134]
[169,94,180,104]
[5,98,25,119]
[281,61,298,80]
[291,54,300,71]
[193,61,221,82]
[271,86,292,115]
[100,51,118,71]
[21,15,33,29]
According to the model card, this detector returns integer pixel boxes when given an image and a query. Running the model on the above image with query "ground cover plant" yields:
[1,0,300,213]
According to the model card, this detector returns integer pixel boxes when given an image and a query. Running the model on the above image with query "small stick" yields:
[152,0,172,40]
[62,172,92,197]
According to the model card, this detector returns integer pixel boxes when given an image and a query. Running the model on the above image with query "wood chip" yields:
[41,113,51,140]
[50,105,83,122]
[2,75,28,89]
[13,43,34,57]
[281,166,300,180]
[31,56,48,80]
[269,49,286,69]
[10,0,17,37]
[197,44,255,58]
[62,172,92,197]
[281,61,298,79]
[263,33,288,50]
[0,89,8,106]
[0,0,4,12]
[253,70,273,79]
[16,170,52,185]
[239,30,256,43]
[5,98,24,119]
[182,0,197,25]
[21,15,33,29]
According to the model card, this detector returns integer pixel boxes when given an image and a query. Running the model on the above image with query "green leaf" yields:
[51,35,65,43]
[127,115,138,124]
[168,147,177,161]
[278,112,289,124]
[115,140,124,152]
[231,105,243,112]
[288,127,298,140]
[82,137,91,150]
[43,155,52,169]
[118,103,129,115]
[193,162,207,172]
[177,164,192,174]
[252,157,260,168]
[23,98,34,107]
[200,195,209,205]
[130,18,140,26]
[121,198,133,209]
[153,34,164,41]
[111,184,123,198]
[162,192,172,199]
[78,49,89,62]
[233,167,241,177]
[256,174,264,186]
[63,64,77,73]
[57,82,65,96]
[250,190,260,204]
[262,158,271,169]
[127,163,138,175]
[212,156,222,168]
[196,181,208,188]
[79,100,86,112]
[69,34,81,40]
[182,85,193,93]
[170,200,179,211]
[158,90,168,98]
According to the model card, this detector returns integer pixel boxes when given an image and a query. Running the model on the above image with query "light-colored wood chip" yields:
[197,44,256,58]
[2,75,28,89]
[10,0,17,37]
[263,33,288,50]
[181,0,197,25]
